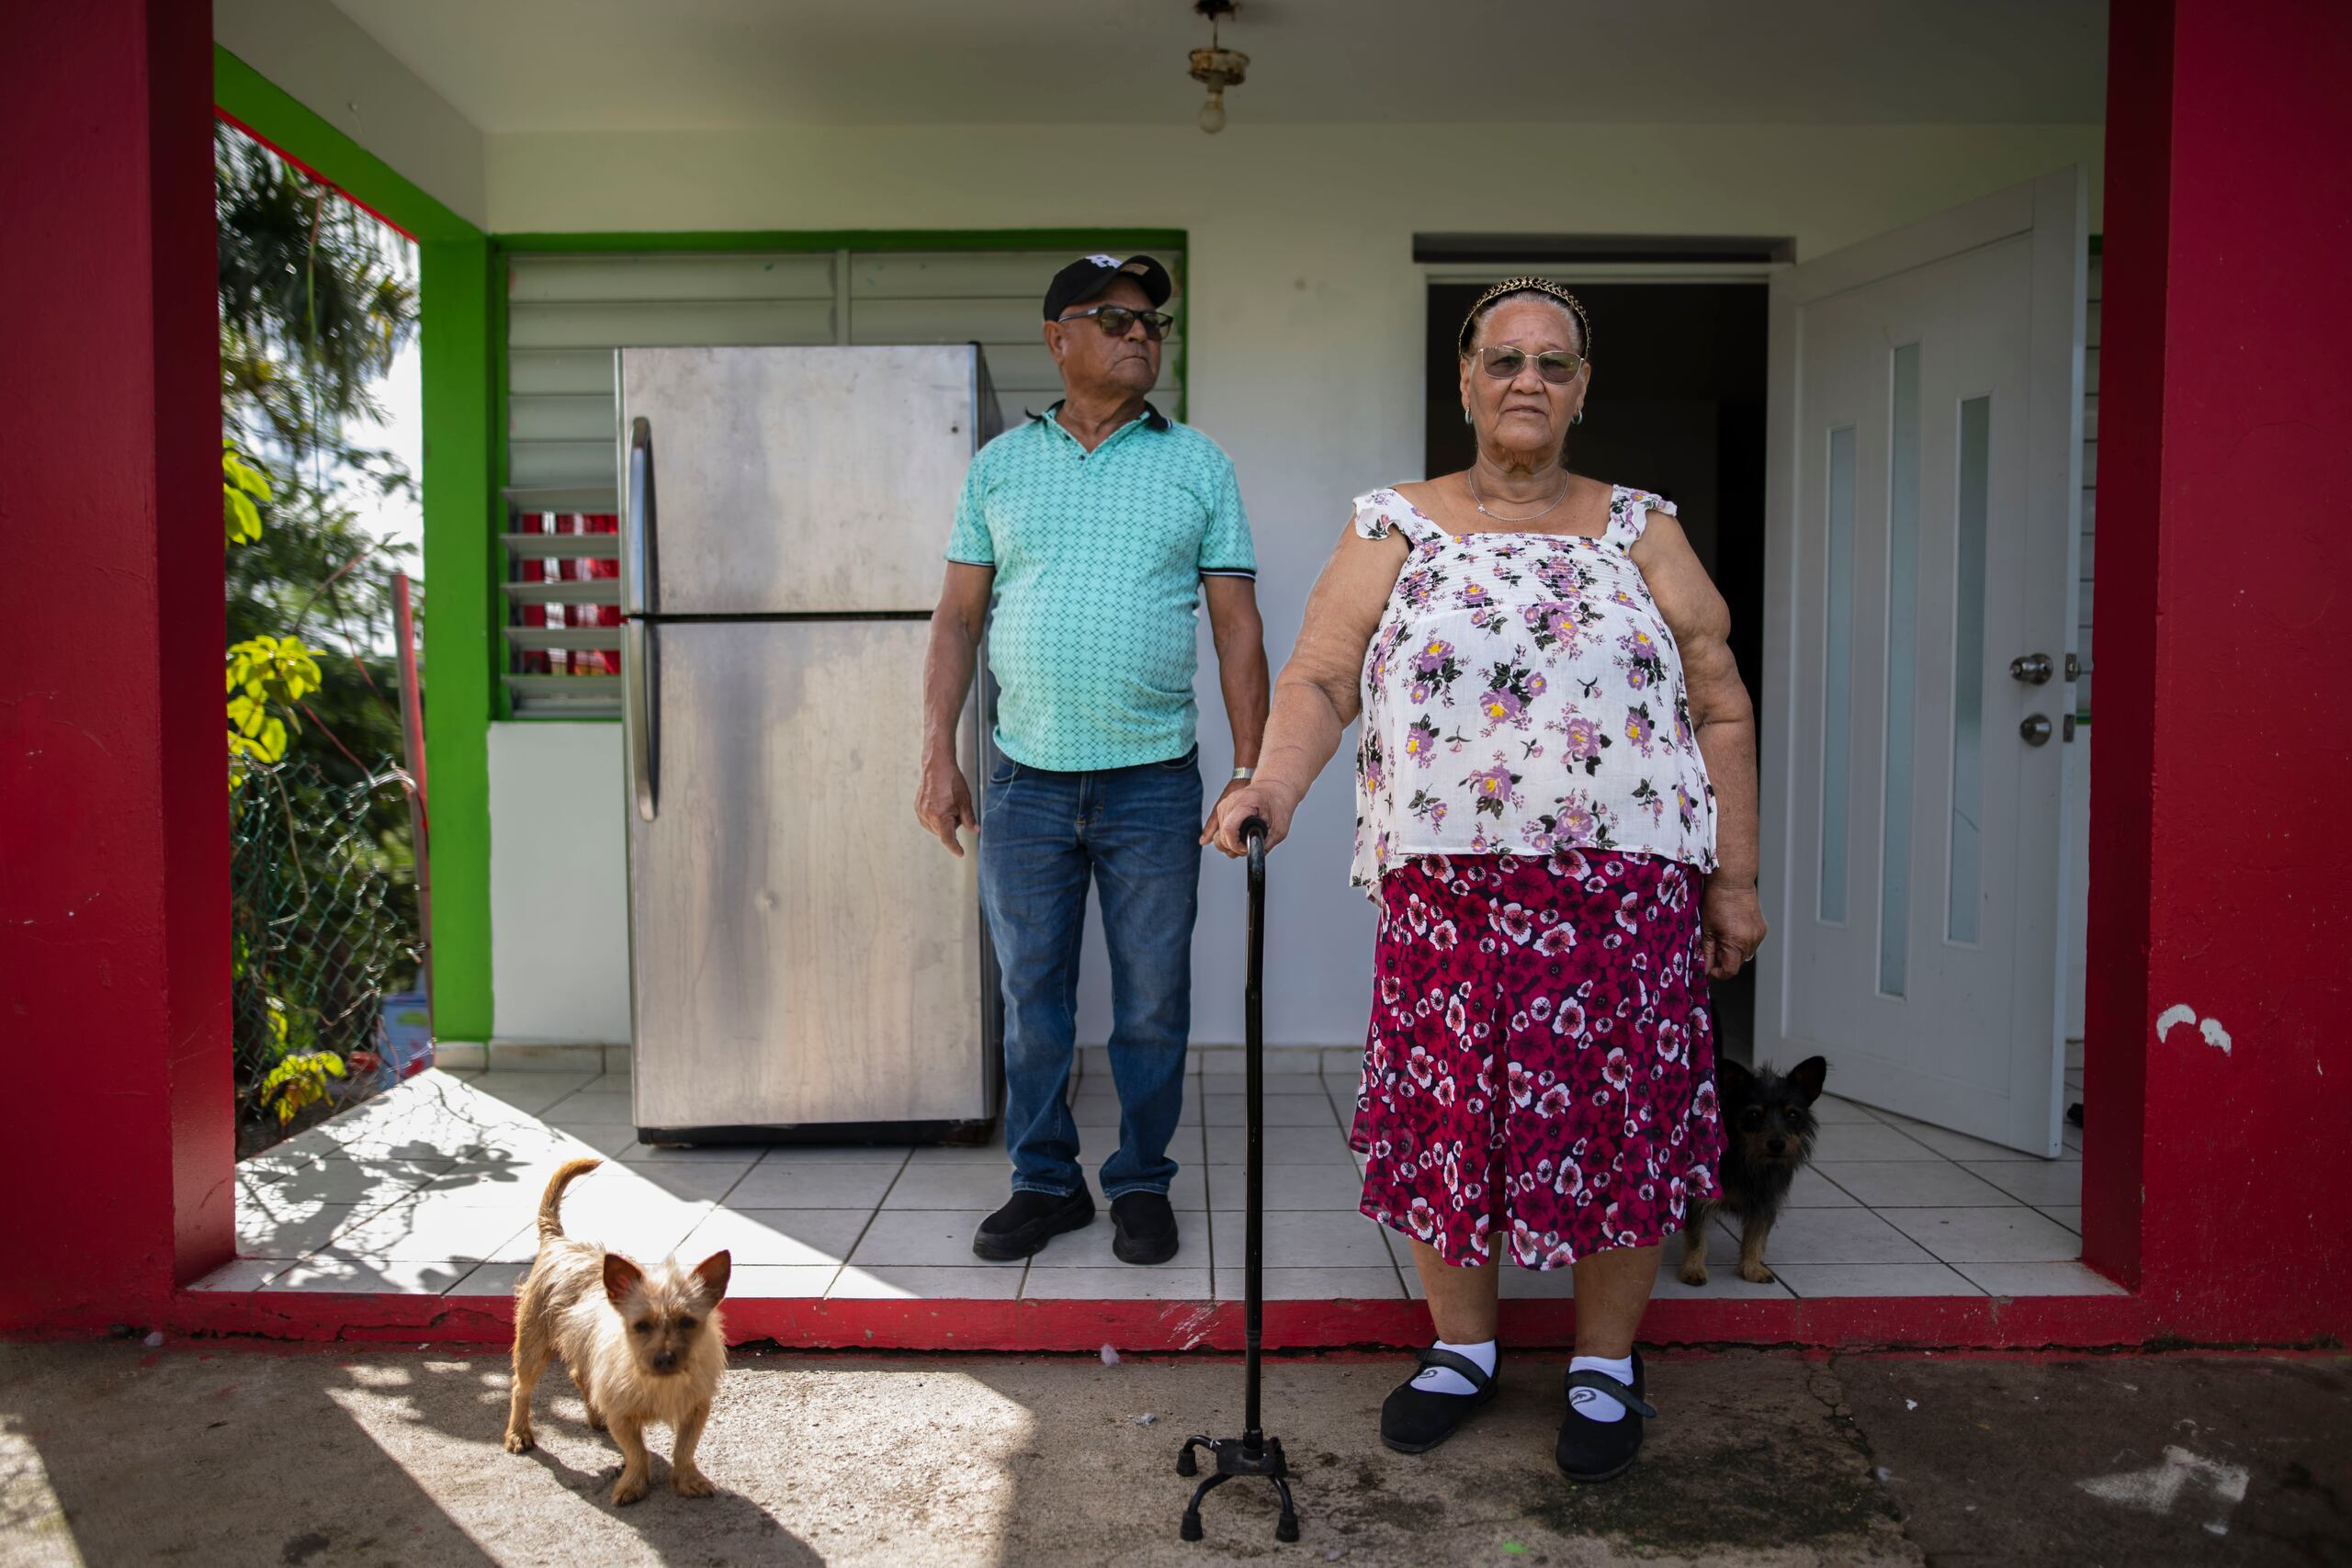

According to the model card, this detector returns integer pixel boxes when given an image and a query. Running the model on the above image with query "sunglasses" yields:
[1057,304,1175,342]
[1478,345,1587,384]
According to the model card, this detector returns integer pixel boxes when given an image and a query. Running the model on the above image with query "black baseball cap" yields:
[1043,254,1173,321]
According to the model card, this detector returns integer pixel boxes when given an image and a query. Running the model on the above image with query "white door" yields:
[1756,169,2086,1156]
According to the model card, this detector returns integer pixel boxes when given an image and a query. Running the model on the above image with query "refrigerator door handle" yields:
[625,416,656,618]
[626,619,658,821]
[625,417,659,821]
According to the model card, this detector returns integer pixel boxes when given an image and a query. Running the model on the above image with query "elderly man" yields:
[916,254,1267,1266]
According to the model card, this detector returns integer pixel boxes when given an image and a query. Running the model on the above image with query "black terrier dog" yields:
[1679,1056,1828,1286]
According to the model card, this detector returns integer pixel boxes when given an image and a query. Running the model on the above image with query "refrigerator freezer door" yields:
[628,619,989,1131]
[618,344,983,617]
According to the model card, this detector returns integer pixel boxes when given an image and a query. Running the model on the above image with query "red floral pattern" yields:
[1351,850,1724,1269]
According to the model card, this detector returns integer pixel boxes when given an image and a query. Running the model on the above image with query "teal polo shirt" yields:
[945,400,1255,772]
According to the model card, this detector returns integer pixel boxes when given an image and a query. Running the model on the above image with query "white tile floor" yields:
[203,1053,2108,1303]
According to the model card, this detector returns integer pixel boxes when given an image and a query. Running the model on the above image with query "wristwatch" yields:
[1231,767,1254,782]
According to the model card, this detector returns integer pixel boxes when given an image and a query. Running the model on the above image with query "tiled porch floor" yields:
[206,1055,2106,1303]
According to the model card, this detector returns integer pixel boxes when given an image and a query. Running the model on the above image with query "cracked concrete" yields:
[1,1341,2345,1566]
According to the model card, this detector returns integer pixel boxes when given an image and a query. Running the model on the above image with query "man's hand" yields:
[1204,778,1299,858]
[1701,878,1768,980]
[915,758,978,856]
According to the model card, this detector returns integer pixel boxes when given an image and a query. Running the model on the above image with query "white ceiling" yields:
[326,0,2108,134]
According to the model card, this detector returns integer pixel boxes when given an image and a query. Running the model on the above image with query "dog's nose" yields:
[651,1351,677,1372]
[1766,1138,1787,1157]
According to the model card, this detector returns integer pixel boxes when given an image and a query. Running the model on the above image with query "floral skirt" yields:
[1351,849,1724,1269]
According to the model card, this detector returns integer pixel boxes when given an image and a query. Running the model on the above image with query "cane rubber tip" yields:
[1277,1516,1300,1543]
[1180,1514,1204,1542]
[1175,1450,1197,1476]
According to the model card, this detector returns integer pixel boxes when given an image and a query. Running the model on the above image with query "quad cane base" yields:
[1177,1432,1299,1542]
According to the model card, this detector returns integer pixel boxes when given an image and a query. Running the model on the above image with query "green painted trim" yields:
[493,228,1188,255]
[2089,233,2103,256]
[1169,251,1190,424]
[420,238,498,1040]
[211,46,475,243]
[491,273,517,723]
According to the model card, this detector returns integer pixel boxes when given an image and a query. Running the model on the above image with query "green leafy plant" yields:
[218,124,421,932]
[258,1038,347,1124]
[223,444,324,764]
[227,633,322,763]
[226,436,315,773]
[218,126,423,1154]
[223,441,269,546]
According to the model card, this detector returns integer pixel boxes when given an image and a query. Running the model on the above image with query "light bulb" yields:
[1198,89,1227,134]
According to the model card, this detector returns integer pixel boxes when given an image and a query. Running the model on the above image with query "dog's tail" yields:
[537,1156,603,1241]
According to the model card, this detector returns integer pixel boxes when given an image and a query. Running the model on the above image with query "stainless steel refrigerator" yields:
[616,344,1004,1143]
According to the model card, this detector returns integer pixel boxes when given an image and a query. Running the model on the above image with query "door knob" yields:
[2020,714,2053,746]
[2009,652,2054,684]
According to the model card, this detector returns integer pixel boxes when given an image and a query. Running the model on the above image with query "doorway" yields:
[1424,277,1770,1058]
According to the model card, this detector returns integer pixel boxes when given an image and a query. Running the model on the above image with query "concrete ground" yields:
[1,1342,2344,1567]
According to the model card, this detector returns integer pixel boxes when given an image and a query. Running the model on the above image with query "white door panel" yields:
[1758,170,2085,1155]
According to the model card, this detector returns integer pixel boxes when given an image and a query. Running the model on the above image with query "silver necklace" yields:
[1468,468,1572,524]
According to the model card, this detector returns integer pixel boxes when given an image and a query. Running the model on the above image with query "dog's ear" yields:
[691,1249,732,1304]
[601,1252,645,1307]
[1787,1056,1829,1105]
[1714,1057,1755,1100]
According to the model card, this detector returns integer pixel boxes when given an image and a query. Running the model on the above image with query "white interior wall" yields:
[214,0,490,227]
[488,723,630,1043]
[481,119,2103,1048]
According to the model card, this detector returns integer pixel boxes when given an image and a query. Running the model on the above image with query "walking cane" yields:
[1177,818,1301,1544]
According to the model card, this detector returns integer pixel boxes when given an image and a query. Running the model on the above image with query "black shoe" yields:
[1379,1348,1499,1454]
[972,1188,1094,1260]
[1555,1350,1657,1482]
[1110,1190,1180,1265]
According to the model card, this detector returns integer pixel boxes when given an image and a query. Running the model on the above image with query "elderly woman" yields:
[1208,278,1765,1481]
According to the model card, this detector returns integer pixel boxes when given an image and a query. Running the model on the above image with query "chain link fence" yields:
[230,756,423,1157]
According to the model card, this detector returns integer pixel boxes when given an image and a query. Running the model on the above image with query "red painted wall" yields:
[0,0,232,1327]
[2086,0,2352,1330]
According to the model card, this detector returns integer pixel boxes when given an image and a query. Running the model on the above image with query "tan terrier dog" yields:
[503,1156,731,1505]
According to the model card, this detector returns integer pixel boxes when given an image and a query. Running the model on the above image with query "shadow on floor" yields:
[0,1341,819,1568]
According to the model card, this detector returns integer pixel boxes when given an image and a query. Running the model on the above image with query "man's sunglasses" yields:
[1057,305,1176,342]
[1478,346,1588,384]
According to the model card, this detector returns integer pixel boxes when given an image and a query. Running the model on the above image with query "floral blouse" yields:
[1350,485,1719,897]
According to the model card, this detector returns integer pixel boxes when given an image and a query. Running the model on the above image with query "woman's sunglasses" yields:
[1057,304,1176,342]
[1478,346,1587,384]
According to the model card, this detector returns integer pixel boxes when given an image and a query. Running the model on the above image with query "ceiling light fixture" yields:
[1189,0,1249,135]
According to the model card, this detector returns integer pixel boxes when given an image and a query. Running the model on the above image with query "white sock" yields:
[1410,1337,1496,1397]
[1567,1353,1635,1423]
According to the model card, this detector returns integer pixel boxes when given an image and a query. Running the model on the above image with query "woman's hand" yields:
[1701,878,1767,980]
[1205,778,1300,858]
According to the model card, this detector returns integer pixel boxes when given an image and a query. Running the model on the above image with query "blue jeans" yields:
[978,747,1202,1200]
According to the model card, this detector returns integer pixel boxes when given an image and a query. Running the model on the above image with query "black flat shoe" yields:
[1555,1350,1657,1482]
[1379,1348,1499,1454]
[972,1187,1094,1260]
[1110,1190,1179,1265]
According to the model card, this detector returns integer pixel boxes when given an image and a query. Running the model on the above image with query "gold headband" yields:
[1458,276,1592,360]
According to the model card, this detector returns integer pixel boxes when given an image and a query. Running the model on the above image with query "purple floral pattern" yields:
[1350,486,1716,896]
[1352,851,1724,1269]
